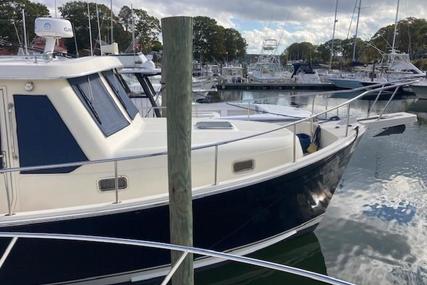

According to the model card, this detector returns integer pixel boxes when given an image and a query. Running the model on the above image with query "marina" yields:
[216,82,338,91]
[0,0,426,284]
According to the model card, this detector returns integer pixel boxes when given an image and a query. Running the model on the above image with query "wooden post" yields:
[162,16,194,285]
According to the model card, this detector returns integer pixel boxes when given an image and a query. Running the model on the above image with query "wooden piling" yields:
[161,16,194,285]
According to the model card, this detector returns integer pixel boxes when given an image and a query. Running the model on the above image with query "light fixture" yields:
[24,81,34,92]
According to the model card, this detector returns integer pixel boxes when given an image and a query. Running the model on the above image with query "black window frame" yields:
[69,73,130,137]
[102,69,139,119]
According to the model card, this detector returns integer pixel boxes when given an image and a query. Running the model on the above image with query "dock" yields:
[216,82,340,91]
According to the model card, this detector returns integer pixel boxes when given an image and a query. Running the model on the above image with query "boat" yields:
[328,52,426,90]
[247,39,292,83]
[219,64,246,84]
[113,53,215,98]
[0,18,417,284]
[246,40,322,85]
[411,79,427,99]
[291,62,322,84]
[328,0,426,92]
[118,55,312,122]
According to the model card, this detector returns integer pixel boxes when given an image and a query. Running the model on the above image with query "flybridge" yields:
[0,56,123,80]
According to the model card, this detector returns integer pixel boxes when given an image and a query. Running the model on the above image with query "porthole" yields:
[233,160,254,173]
[98,177,128,191]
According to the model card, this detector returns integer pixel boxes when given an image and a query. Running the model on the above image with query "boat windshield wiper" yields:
[75,82,102,125]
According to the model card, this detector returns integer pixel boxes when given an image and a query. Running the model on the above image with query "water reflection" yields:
[216,90,427,285]
[363,201,416,225]
[195,233,327,285]
[317,119,427,285]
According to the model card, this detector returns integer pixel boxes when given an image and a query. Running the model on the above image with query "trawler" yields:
[0,18,417,284]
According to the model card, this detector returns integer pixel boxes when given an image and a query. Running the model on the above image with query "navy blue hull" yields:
[0,140,357,284]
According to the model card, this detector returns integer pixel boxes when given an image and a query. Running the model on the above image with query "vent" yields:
[233,160,254,173]
[195,121,233,130]
[98,177,128,191]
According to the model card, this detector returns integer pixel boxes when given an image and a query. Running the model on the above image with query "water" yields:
[196,90,427,285]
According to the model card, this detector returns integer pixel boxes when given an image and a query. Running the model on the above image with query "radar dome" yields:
[35,18,73,39]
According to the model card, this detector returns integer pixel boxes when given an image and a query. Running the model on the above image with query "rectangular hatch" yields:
[195,121,234,130]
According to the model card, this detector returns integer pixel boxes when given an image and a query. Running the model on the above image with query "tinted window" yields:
[69,73,129,137]
[102,70,138,119]
[14,95,88,174]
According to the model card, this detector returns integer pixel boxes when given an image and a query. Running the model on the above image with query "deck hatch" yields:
[195,121,233,130]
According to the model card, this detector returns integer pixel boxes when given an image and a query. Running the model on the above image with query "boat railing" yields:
[0,232,354,285]
[140,78,419,119]
[0,80,417,216]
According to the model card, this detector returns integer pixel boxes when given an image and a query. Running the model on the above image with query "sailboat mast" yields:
[329,0,339,69]
[391,0,400,53]
[352,0,361,63]
[87,1,93,56]
[110,0,114,43]
[96,0,102,51]
[131,4,135,54]
[22,9,28,55]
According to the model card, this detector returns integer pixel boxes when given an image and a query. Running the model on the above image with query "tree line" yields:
[0,0,247,62]
[282,17,427,68]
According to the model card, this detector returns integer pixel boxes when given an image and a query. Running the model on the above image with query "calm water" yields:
[195,90,427,285]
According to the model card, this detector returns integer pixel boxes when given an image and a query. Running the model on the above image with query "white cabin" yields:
[0,55,335,216]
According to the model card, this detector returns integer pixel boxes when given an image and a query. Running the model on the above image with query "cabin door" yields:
[0,87,19,215]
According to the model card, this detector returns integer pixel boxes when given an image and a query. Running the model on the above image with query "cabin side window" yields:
[102,70,139,119]
[68,73,130,137]
[14,95,88,174]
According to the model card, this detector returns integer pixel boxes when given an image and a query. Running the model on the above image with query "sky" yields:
[36,0,427,54]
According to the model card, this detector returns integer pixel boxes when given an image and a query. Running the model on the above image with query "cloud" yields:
[35,0,427,53]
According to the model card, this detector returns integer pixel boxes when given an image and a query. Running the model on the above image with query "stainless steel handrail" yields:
[287,77,420,98]
[0,232,354,285]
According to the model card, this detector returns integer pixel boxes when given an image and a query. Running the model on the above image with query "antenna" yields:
[131,4,135,55]
[54,0,57,18]
[13,20,22,47]
[110,0,114,44]
[352,0,361,63]
[96,0,102,52]
[72,23,79,57]
[22,9,28,55]
[329,0,339,69]
[391,0,400,53]
[87,1,93,56]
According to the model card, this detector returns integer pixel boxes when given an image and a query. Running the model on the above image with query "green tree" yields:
[118,6,161,54]
[0,0,49,51]
[193,16,218,62]
[285,42,316,62]
[59,1,131,56]
[118,5,132,32]
[224,28,247,61]
[316,39,343,63]
[193,17,247,63]
[132,9,161,54]
[371,17,427,59]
